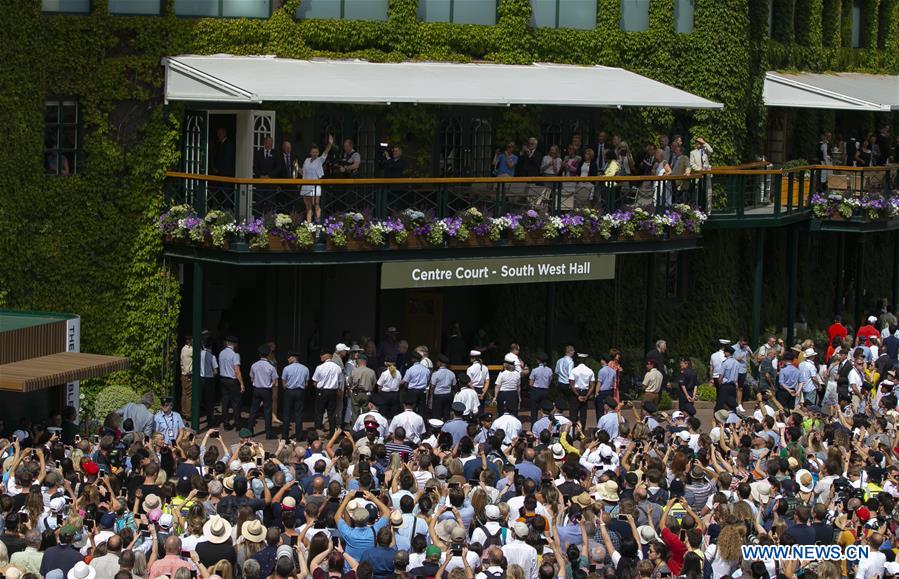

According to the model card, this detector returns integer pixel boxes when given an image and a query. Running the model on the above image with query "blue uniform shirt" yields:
[250,359,278,389]
[218,347,240,379]
[779,364,800,392]
[732,344,751,374]
[403,363,430,390]
[720,356,740,384]
[154,411,185,444]
[597,365,616,392]
[282,362,310,390]
[441,418,469,446]
[554,355,574,386]
[430,367,457,395]
[530,365,552,389]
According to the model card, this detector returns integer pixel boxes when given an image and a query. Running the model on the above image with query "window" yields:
[437,118,463,177]
[620,0,649,31]
[297,0,388,20]
[417,0,496,25]
[175,0,272,18]
[674,0,693,33]
[850,0,862,47]
[530,0,596,29]
[44,99,81,176]
[42,0,90,12]
[108,0,161,14]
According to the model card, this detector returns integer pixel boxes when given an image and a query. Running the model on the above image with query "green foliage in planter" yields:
[696,384,717,402]
[88,384,143,422]
[658,391,673,411]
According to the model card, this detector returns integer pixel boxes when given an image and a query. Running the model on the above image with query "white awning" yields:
[764,71,899,112]
[162,55,723,109]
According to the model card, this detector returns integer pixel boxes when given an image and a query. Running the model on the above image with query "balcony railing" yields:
[165,164,897,221]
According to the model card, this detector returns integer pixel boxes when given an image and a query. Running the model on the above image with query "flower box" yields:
[401,236,428,250]
[265,237,295,251]
[449,236,490,248]
[634,231,656,241]
[202,240,230,251]
[510,231,548,245]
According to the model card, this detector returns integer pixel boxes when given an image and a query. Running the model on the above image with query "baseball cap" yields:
[335,343,351,352]
[276,545,294,560]
[238,428,253,439]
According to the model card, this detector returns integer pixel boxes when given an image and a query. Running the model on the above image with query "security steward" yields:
[349,354,377,424]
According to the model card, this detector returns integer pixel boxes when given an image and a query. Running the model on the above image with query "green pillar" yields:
[751,229,766,349]
[190,262,203,430]
[855,236,866,328]
[786,227,799,347]
[835,233,845,316]
[892,232,899,311]
[644,253,657,355]
[544,283,556,355]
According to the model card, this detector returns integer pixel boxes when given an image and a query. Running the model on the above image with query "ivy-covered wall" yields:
[0,0,897,399]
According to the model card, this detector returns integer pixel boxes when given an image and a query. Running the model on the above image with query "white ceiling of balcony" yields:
[162,55,724,109]
[764,71,899,112]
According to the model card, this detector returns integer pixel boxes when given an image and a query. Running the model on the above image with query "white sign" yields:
[65,317,81,414]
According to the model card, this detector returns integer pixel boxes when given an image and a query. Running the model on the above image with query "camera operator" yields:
[335,138,361,177]
[381,144,405,179]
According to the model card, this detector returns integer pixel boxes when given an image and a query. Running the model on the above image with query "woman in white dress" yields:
[300,134,333,223]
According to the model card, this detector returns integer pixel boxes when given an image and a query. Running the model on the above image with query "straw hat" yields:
[203,516,232,544]
[595,480,620,502]
[242,520,266,543]
[142,494,161,513]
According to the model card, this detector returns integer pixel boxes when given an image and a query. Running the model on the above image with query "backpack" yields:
[478,524,507,549]
[481,569,505,579]
[647,487,669,506]
[783,494,799,519]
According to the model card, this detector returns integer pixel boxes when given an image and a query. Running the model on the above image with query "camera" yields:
[451,543,463,556]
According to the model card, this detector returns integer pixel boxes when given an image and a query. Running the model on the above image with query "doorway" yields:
[404,292,443,354]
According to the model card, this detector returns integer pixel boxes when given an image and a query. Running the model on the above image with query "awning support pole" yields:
[190,262,203,430]
[835,233,845,317]
[892,232,899,313]
[751,229,765,349]
[544,283,555,356]
[644,254,656,355]
[786,227,798,346]
[855,236,866,328]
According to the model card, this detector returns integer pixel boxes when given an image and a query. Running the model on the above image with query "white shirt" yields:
[388,410,426,444]
[471,521,507,547]
[501,539,539,579]
[312,360,344,389]
[467,362,490,389]
[709,350,726,378]
[505,352,524,372]
[849,368,864,392]
[496,370,521,392]
[569,364,596,390]
[453,388,480,417]
[376,369,401,392]
[856,549,886,579]
[492,413,522,444]
[439,551,481,573]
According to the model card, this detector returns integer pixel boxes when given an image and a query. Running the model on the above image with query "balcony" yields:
[159,164,899,263]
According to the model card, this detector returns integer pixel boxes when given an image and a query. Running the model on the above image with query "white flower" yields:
[274,213,292,228]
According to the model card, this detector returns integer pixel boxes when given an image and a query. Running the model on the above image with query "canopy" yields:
[0,352,129,392]
[764,71,899,112]
[162,55,723,109]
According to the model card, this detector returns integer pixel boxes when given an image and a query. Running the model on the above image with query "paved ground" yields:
[205,397,735,452]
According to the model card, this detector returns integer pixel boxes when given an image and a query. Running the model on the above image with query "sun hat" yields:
[67,561,96,579]
[713,409,730,423]
[229,459,243,473]
[795,469,814,493]
[637,525,658,545]
[389,510,404,526]
[223,475,236,491]
[276,544,294,560]
[203,516,233,544]
[787,457,800,470]
[572,492,594,508]
[803,348,817,358]
[142,493,162,512]
[350,504,370,523]
[511,521,530,539]
[450,525,466,542]
[485,505,502,520]
[749,480,772,504]
[596,480,620,502]
[550,443,565,460]
[242,520,266,542]
[435,520,457,543]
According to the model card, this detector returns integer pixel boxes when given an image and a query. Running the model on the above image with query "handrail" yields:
[782,163,899,173]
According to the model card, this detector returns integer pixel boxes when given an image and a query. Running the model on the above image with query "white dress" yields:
[301,156,326,197]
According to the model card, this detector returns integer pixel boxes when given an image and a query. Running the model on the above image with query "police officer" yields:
[494,355,522,418]
[248,344,278,439]
[568,353,595,426]
[218,336,245,430]
[281,351,310,440]
[716,346,740,412]
[528,352,553,425]
[442,402,469,446]
[199,331,219,427]
[154,397,185,445]
[430,354,457,421]
[400,351,430,416]
[349,354,377,424]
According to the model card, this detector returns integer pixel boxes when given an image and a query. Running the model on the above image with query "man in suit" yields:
[253,136,278,178]
[592,130,610,172]
[212,127,235,177]
[517,137,541,177]
[274,140,296,178]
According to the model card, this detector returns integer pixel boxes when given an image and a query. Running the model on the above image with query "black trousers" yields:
[220,378,242,426]
[202,377,218,427]
[380,391,400,418]
[432,393,453,421]
[569,389,589,426]
[530,387,550,425]
[496,391,519,418]
[715,383,738,411]
[282,388,306,439]
[247,387,273,435]
[403,388,427,416]
[314,388,340,432]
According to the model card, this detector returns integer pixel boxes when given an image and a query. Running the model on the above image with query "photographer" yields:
[380,144,405,179]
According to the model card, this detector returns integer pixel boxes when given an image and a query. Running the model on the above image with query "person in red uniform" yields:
[827,315,848,345]
[857,315,881,346]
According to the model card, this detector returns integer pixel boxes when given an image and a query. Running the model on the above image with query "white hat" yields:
[49,496,67,512]
[485,505,501,520]
[671,411,685,420]
[203,516,233,544]
[599,444,614,458]
[159,513,174,528]
[868,316,878,324]
[503,354,517,365]
[750,480,772,503]
[596,480,620,502]
[67,562,96,579]
[335,343,351,352]
[428,418,444,429]
[551,443,565,460]
[803,348,817,357]
[577,353,589,358]
[709,427,722,444]
[676,430,691,442]
[795,469,815,493]
[718,339,732,345]
[637,525,658,544]
[229,459,242,473]
[469,350,481,357]
[511,521,530,539]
